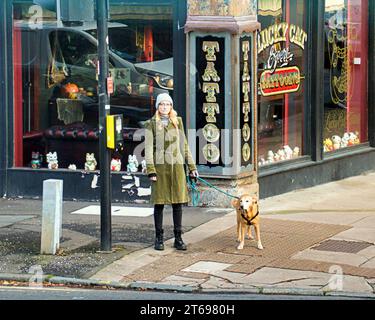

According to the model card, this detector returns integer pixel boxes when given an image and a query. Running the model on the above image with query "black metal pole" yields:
[96,0,112,251]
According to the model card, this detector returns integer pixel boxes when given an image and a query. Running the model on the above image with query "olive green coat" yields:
[145,116,197,205]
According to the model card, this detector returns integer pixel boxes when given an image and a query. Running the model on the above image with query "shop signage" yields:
[107,77,114,95]
[240,36,253,166]
[257,23,307,54]
[258,22,307,97]
[260,66,301,96]
[195,36,225,166]
[201,41,221,163]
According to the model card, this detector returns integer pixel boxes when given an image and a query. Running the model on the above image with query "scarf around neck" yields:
[160,115,170,127]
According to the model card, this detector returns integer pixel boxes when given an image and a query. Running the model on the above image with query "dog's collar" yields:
[241,210,259,226]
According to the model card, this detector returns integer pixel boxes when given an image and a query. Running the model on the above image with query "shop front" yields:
[2,0,182,201]
[257,0,375,198]
[0,0,374,202]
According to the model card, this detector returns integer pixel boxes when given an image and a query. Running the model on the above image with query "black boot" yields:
[154,229,164,251]
[154,204,164,251]
[174,230,187,250]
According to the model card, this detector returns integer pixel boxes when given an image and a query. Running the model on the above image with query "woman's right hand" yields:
[148,174,157,182]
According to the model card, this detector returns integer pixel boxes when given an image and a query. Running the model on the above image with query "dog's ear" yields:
[231,198,239,208]
[252,197,259,212]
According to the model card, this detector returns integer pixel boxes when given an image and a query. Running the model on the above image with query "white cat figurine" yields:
[127,155,139,173]
[46,152,58,170]
[111,158,121,172]
[85,153,97,171]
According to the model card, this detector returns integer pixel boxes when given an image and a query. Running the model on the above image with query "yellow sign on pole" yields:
[106,115,115,149]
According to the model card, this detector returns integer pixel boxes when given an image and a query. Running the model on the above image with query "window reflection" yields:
[257,0,307,167]
[13,2,173,171]
[323,0,368,153]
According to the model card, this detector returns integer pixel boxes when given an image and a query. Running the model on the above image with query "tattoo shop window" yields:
[323,0,369,153]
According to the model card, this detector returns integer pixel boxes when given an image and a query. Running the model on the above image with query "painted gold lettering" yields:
[202,41,220,61]
[274,74,279,88]
[202,83,220,102]
[268,27,274,48]
[290,25,307,50]
[242,82,250,102]
[281,23,288,42]
[289,24,296,45]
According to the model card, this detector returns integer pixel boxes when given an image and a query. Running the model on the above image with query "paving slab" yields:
[260,174,375,215]
[159,275,206,287]
[91,250,162,281]
[332,228,375,244]
[200,276,242,290]
[350,216,375,228]
[361,257,375,269]
[367,279,375,292]
[356,246,375,260]
[291,249,368,267]
[263,212,371,226]
[0,215,35,228]
[321,275,374,293]
[239,267,373,293]
[182,211,236,244]
[211,270,251,284]
[240,267,331,286]
[182,261,232,274]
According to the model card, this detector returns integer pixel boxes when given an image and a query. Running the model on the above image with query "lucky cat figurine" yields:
[111,158,121,172]
[31,152,43,169]
[84,153,97,171]
[46,152,58,170]
[127,155,138,173]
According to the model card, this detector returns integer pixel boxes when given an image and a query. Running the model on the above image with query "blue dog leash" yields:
[187,176,239,206]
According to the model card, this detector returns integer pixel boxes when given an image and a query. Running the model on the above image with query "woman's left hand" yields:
[190,170,199,178]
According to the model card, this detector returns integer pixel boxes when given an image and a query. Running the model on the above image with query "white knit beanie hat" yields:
[155,93,173,109]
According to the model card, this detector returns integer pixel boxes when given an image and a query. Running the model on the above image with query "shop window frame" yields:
[321,0,371,158]
[258,0,314,175]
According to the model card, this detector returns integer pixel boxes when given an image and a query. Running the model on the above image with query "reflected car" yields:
[17,21,173,129]
[16,21,174,169]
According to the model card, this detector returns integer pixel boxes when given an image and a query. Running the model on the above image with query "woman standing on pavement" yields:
[145,93,199,251]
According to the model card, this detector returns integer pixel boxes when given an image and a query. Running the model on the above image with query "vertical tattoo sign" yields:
[196,36,225,167]
[240,35,253,167]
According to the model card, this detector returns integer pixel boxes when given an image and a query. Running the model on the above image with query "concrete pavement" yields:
[89,171,375,297]
[1,172,375,298]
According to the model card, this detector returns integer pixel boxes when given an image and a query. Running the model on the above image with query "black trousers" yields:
[154,204,182,232]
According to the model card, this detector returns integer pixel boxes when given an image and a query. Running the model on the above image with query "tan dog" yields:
[232,194,263,250]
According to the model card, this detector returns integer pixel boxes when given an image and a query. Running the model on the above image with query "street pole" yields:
[96,0,112,252]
